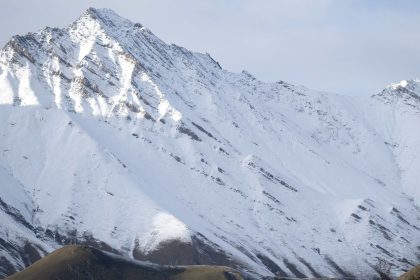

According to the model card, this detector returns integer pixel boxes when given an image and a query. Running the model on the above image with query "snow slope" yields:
[0,8,419,279]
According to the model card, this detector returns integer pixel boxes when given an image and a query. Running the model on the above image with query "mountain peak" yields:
[85,7,133,24]
[86,7,117,16]
[72,7,142,33]
[374,78,420,105]
[388,79,420,98]
[387,78,420,93]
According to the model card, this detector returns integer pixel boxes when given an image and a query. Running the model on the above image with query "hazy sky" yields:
[1,0,419,95]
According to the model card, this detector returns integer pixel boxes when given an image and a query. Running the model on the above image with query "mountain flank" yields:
[0,7,419,279]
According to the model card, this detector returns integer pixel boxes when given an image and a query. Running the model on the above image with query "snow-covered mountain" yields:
[0,8,419,279]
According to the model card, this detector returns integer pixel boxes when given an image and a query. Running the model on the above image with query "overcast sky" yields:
[1,0,419,95]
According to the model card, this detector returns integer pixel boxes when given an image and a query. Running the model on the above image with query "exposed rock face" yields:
[0,8,419,279]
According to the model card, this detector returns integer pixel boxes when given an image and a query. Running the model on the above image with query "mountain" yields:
[0,7,419,279]
[5,245,243,280]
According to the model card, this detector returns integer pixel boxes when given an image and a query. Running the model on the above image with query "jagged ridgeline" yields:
[0,8,420,279]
